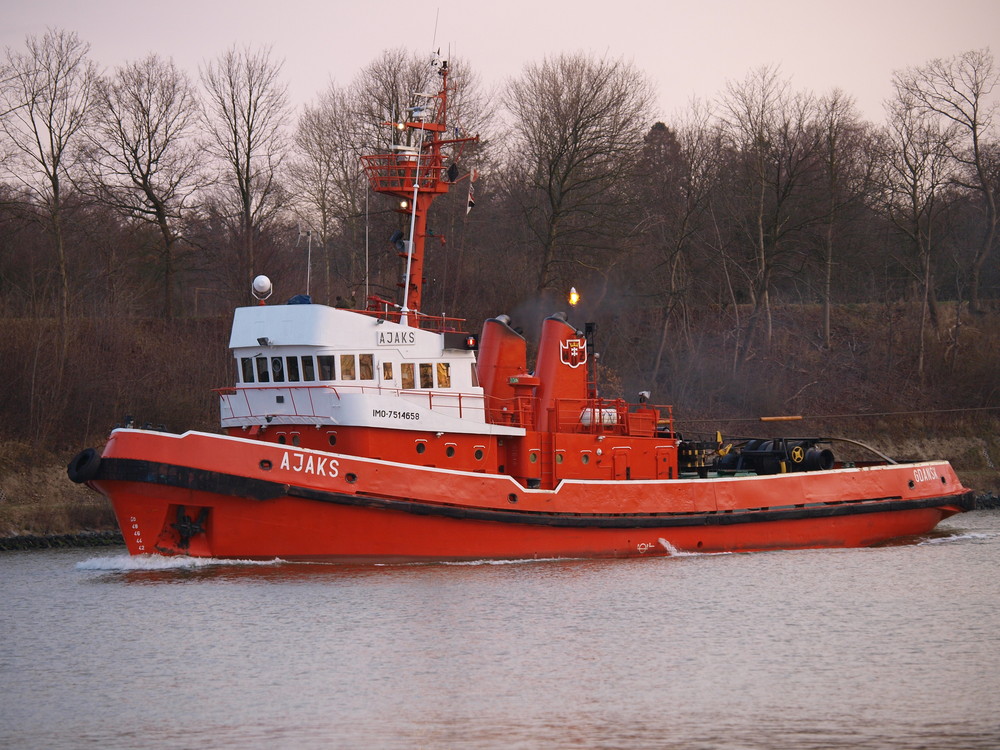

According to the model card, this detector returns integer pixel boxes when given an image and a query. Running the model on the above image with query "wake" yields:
[76,554,284,571]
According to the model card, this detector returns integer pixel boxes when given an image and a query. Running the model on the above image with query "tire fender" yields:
[67,448,101,484]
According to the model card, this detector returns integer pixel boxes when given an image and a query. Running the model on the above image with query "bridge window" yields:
[271,357,285,382]
[359,353,374,380]
[255,356,270,383]
[241,357,254,383]
[436,362,451,388]
[318,356,335,381]
[401,362,415,389]
[286,357,300,382]
[419,363,434,388]
[302,356,316,381]
[340,355,356,380]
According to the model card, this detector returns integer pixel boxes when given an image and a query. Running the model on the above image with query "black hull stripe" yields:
[95,458,976,530]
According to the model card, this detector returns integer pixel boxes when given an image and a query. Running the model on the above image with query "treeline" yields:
[1,31,998,452]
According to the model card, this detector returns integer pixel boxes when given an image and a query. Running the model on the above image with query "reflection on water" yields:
[2,511,999,749]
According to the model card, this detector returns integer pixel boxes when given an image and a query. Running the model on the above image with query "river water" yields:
[2,511,999,750]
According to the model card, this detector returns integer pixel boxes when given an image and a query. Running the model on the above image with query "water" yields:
[2,512,999,749]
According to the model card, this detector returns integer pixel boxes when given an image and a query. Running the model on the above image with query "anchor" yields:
[171,506,209,550]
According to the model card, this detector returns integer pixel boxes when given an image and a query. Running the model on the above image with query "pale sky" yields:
[1,0,997,123]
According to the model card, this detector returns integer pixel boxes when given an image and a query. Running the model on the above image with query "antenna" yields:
[305,229,312,297]
[399,124,426,327]
[365,178,370,305]
[295,224,313,297]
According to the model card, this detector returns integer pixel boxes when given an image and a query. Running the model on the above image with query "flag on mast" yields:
[466,169,478,214]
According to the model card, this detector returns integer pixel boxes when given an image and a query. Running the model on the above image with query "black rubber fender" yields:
[67,448,101,484]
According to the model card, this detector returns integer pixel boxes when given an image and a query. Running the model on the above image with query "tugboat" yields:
[68,56,975,561]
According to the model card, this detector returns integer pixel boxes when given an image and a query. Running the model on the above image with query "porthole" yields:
[328,434,337,447]
[345,473,357,484]
[507,493,518,504]
[582,454,590,464]
[259,460,272,471]
[292,435,300,446]
[416,443,426,454]
[529,453,538,463]
[446,446,456,457]
[474,449,484,461]
[277,435,286,444]
[555,453,564,464]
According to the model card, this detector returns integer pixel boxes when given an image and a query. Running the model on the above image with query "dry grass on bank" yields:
[0,443,118,537]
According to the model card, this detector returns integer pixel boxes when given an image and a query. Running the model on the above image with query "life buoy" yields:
[67,448,101,483]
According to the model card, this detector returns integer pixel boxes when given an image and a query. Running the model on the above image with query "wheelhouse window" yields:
[255,356,270,383]
[318,355,335,381]
[340,354,356,380]
[382,362,393,381]
[419,363,434,388]
[241,357,254,383]
[271,357,285,382]
[401,362,415,389]
[286,357,300,382]
[301,356,316,382]
[359,353,374,380]
[436,362,451,388]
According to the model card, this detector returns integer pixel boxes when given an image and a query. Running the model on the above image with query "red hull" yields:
[83,429,972,562]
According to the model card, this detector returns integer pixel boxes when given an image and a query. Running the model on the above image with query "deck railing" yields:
[483,396,674,436]
[216,384,487,423]
[357,294,466,331]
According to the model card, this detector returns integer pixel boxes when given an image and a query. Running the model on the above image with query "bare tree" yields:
[718,65,821,365]
[350,48,435,156]
[636,103,721,385]
[349,48,490,150]
[201,44,290,291]
[815,88,872,348]
[503,53,656,297]
[287,82,368,304]
[894,48,998,313]
[346,49,491,309]
[83,54,203,319]
[0,28,97,328]
[874,89,959,378]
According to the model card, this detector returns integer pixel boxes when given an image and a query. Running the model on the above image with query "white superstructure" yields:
[220,301,524,436]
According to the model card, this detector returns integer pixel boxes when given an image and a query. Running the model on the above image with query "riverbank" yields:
[0,447,118,539]
[0,530,123,551]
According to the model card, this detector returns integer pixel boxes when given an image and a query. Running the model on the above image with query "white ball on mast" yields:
[252,275,272,301]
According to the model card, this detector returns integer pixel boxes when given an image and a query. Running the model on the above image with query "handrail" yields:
[216,383,486,423]
[218,384,676,437]
[361,153,448,194]
[356,294,466,331]
[481,395,674,436]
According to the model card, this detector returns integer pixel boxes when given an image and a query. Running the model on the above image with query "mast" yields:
[361,57,476,326]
